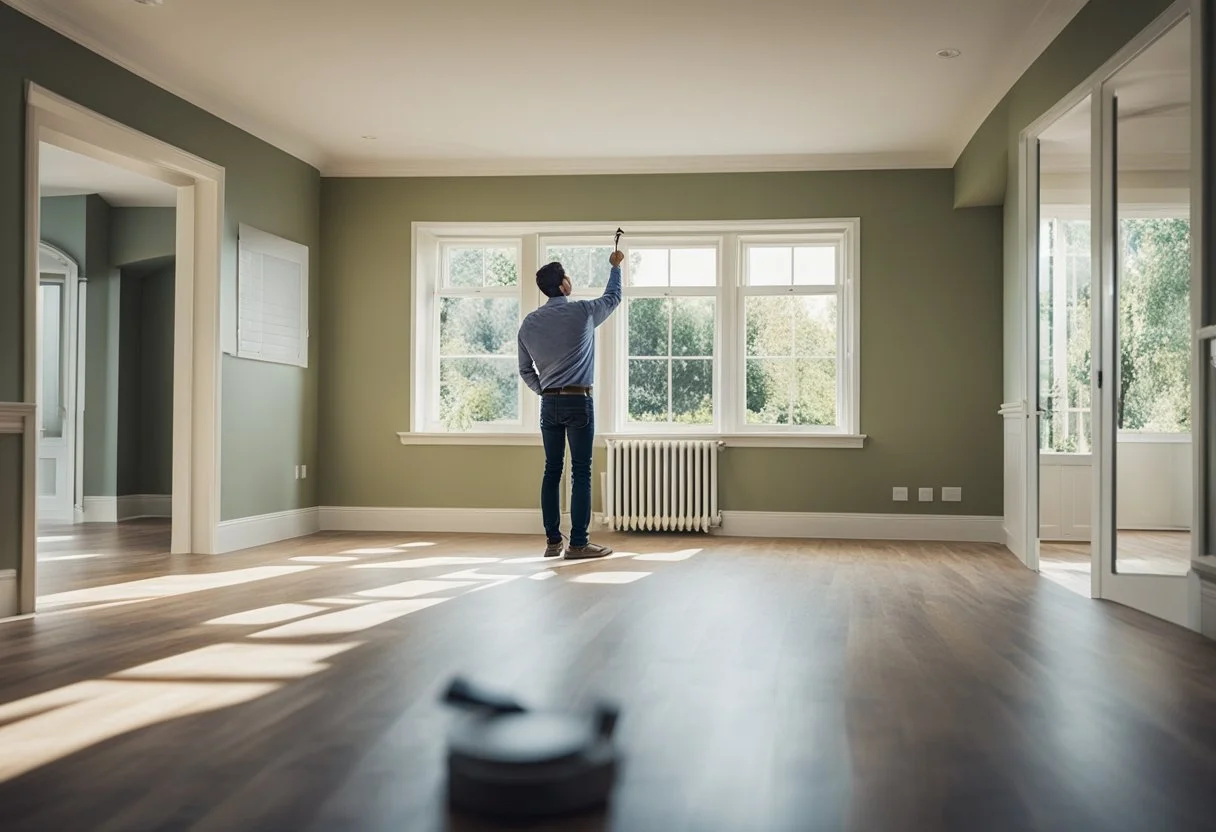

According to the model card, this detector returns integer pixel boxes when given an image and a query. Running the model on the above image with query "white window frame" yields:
[236,224,310,368]
[1040,203,1192,445]
[406,219,863,448]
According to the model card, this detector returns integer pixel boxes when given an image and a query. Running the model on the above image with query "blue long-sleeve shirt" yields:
[517,266,622,395]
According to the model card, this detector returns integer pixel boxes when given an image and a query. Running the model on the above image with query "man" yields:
[518,249,624,559]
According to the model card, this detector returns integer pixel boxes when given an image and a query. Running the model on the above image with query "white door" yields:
[1092,13,1195,627]
[36,245,81,525]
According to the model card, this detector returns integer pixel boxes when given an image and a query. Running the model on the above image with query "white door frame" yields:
[21,84,225,614]
[1017,0,1203,627]
[34,242,82,525]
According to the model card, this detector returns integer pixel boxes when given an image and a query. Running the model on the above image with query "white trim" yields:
[714,511,1005,543]
[82,496,118,524]
[215,507,321,554]
[0,569,16,620]
[24,85,225,616]
[324,152,952,179]
[318,506,1001,543]
[395,431,866,448]
[320,506,566,536]
[1,0,325,168]
[0,403,34,434]
[999,401,1026,418]
[118,494,173,520]
[236,224,310,367]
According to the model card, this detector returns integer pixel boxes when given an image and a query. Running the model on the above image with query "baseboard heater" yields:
[603,439,723,533]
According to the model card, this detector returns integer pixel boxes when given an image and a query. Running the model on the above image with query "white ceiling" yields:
[8,0,1090,176]
[39,143,178,207]
[1040,18,1191,174]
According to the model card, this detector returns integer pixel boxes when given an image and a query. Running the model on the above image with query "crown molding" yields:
[321,151,953,179]
[3,0,327,169]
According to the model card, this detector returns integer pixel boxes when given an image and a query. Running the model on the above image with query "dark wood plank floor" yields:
[3,524,1216,831]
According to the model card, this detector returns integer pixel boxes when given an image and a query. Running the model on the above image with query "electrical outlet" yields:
[293,465,300,480]
[892,487,908,502]
[300,464,307,479]
[918,487,934,502]
[942,487,962,502]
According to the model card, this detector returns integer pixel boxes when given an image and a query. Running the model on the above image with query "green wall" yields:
[1,3,321,574]
[111,207,175,266]
[951,0,1180,405]
[119,260,175,497]
[320,171,1004,516]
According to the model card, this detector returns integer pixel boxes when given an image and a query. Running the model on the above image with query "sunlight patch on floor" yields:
[355,580,475,599]
[38,566,317,611]
[205,603,330,627]
[633,548,702,562]
[248,598,447,638]
[115,642,359,680]
[569,571,652,585]
[351,556,502,570]
[291,555,358,564]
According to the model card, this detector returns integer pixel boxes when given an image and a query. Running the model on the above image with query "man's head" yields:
[536,262,572,299]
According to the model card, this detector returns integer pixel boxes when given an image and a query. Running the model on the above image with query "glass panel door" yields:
[1098,13,1194,626]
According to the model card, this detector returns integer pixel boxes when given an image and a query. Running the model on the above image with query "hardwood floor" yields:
[3,527,1216,830]
[1041,531,1191,597]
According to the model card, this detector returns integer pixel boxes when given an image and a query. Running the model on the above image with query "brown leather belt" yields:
[542,386,592,396]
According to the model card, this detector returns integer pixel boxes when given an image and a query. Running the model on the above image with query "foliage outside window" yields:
[1038,214,1190,453]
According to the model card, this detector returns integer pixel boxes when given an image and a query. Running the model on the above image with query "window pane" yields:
[546,245,612,290]
[440,297,518,356]
[670,248,716,287]
[630,249,669,287]
[747,246,793,286]
[484,248,519,286]
[745,296,794,358]
[671,298,714,357]
[672,359,713,424]
[794,295,837,359]
[794,358,837,426]
[446,246,517,288]
[793,246,836,286]
[1118,217,1190,434]
[628,359,668,422]
[439,357,518,429]
[628,298,668,356]
[39,281,64,438]
[447,247,483,288]
[746,358,793,424]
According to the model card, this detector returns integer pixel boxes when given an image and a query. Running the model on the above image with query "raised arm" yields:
[584,251,625,326]
[518,332,542,395]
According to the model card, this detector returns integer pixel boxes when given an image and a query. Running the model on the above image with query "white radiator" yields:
[603,439,723,533]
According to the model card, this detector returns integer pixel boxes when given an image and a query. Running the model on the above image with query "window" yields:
[1038,210,1191,452]
[742,241,842,428]
[435,243,522,431]
[410,221,861,446]
[237,225,309,368]
[623,246,717,427]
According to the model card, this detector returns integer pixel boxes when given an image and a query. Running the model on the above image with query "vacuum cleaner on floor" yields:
[440,676,622,820]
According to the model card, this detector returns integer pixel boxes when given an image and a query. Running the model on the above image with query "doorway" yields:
[1022,2,1200,627]
[34,142,179,594]
[15,85,225,617]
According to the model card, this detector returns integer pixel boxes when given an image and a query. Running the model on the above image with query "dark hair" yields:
[536,262,567,298]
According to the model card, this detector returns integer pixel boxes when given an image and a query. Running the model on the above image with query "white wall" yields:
[1040,437,1192,540]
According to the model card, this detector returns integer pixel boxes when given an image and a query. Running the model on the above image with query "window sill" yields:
[398,432,541,446]
[397,431,867,449]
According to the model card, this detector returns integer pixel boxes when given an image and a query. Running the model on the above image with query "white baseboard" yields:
[216,507,321,554]
[319,506,1003,544]
[82,496,117,524]
[319,506,574,536]
[118,494,172,520]
[0,569,16,619]
[715,511,1006,543]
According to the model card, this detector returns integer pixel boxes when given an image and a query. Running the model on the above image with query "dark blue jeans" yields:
[540,395,594,547]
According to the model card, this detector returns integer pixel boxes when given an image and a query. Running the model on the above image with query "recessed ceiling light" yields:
[937,48,961,59]
[132,0,164,5]
[361,135,378,140]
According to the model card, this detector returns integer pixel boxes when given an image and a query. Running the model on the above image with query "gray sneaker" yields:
[544,539,565,558]
[564,542,613,560]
